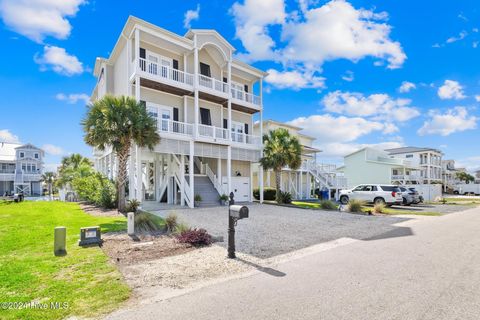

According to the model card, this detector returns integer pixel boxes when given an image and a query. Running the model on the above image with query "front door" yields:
[159,107,172,132]
[147,52,160,75]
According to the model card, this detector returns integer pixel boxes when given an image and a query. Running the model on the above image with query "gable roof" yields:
[385,146,443,155]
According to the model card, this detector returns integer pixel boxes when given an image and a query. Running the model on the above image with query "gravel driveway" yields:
[151,204,414,258]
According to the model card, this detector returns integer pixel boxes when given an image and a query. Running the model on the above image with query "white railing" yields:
[194,156,205,174]
[231,87,261,106]
[22,174,41,181]
[392,174,422,181]
[205,163,225,196]
[198,75,228,95]
[0,173,15,181]
[198,124,230,141]
[138,58,194,87]
[157,119,194,136]
[231,132,261,145]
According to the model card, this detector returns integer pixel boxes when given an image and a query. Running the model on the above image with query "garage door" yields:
[222,177,250,202]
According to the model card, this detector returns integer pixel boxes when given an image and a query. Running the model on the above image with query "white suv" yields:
[339,184,403,206]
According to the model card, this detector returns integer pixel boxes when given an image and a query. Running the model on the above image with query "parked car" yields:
[399,187,419,205]
[407,187,422,204]
[339,184,403,206]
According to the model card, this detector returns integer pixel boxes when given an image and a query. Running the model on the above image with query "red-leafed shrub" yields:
[175,228,212,246]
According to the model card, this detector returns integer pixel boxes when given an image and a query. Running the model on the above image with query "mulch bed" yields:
[101,232,195,266]
[79,202,124,218]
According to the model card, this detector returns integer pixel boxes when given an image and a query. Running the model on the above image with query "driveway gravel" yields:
[152,204,415,258]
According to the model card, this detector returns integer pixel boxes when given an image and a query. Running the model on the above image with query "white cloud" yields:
[341,70,354,82]
[56,93,89,104]
[322,91,420,122]
[437,80,466,100]
[42,144,65,156]
[446,30,468,44]
[281,0,406,69]
[231,0,286,61]
[0,0,85,43]
[34,45,83,76]
[475,95,480,102]
[0,129,20,143]
[265,68,325,90]
[183,4,200,29]
[418,107,477,136]
[399,81,416,93]
[288,114,390,143]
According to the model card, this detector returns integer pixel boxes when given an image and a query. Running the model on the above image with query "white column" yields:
[189,141,194,208]
[307,172,311,199]
[267,170,271,187]
[227,146,232,195]
[128,146,135,200]
[249,163,253,202]
[136,146,142,201]
[217,157,222,184]
[193,36,199,139]
[134,28,139,74]
[259,165,264,203]
[180,155,185,206]
[299,171,303,199]
[227,61,232,141]
[183,96,188,123]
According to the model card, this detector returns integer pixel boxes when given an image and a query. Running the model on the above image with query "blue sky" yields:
[0,0,478,171]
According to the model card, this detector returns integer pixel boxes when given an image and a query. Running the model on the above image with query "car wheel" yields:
[402,197,407,205]
[340,195,349,205]
[374,197,386,206]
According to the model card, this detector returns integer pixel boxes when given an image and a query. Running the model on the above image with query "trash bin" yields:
[322,189,329,200]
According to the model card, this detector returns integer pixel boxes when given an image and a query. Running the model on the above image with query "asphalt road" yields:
[108,206,480,320]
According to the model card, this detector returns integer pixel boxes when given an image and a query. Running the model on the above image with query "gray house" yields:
[0,142,44,196]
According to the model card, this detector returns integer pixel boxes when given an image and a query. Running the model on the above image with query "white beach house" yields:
[0,142,44,196]
[91,16,267,207]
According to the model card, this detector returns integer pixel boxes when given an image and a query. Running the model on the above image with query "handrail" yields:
[231,87,261,106]
[198,74,228,94]
[231,132,261,145]
[198,124,229,141]
[157,119,194,136]
[205,163,224,195]
[138,58,194,86]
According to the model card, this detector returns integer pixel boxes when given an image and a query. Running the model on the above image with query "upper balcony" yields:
[154,119,261,148]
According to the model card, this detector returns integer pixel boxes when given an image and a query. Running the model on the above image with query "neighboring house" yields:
[338,147,418,189]
[442,160,463,190]
[385,147,443,184]
[252,120,346,199]
[0,142,44,196]
[92,16,267,207]
[475,170,480,184]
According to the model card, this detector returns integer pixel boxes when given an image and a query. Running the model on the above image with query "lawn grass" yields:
[291,201,321,209]
[361,206,442,216]
[443,198,480,205]
[0,201,130,320]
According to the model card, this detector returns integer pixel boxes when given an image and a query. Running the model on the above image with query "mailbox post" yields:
[228,192,249,259]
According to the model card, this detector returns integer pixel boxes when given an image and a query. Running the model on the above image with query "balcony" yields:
[0,173,15,181]
[198,124,229,142]
[392,174,421,181]
[136,58,194,93]
[198,74,228,97]
[157,119,194,137]
[231,87,261,108]
[231,132,262,146]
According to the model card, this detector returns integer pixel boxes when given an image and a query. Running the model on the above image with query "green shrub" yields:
[194,194,202,202]
[134,211,164,233]
[175,222,190,234]
[165,213,178,232]
[126,199,141,213]
[71,173,117,209]
[319,200,337,210]
[278,191,292,204]
[348,199,365,213]
[373,203,385,214]
[253,188,277,201]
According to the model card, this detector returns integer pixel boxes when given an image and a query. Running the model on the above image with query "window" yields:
[406,154,413,158]
[200,108,212,126]
[34,153,39,159]
[20,152,24,158]
[199,63,211,77]
[353,185,365,192]
[380,186,400,192]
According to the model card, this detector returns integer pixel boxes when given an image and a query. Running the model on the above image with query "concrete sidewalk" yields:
[108,206,480,320]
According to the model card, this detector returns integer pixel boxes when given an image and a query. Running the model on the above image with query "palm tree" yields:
[56,154,93,189]
[41,172,56,199]
[260,128,302,203]
[82,95,160,212]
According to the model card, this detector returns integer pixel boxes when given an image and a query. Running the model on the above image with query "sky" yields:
[0,0,479,172]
